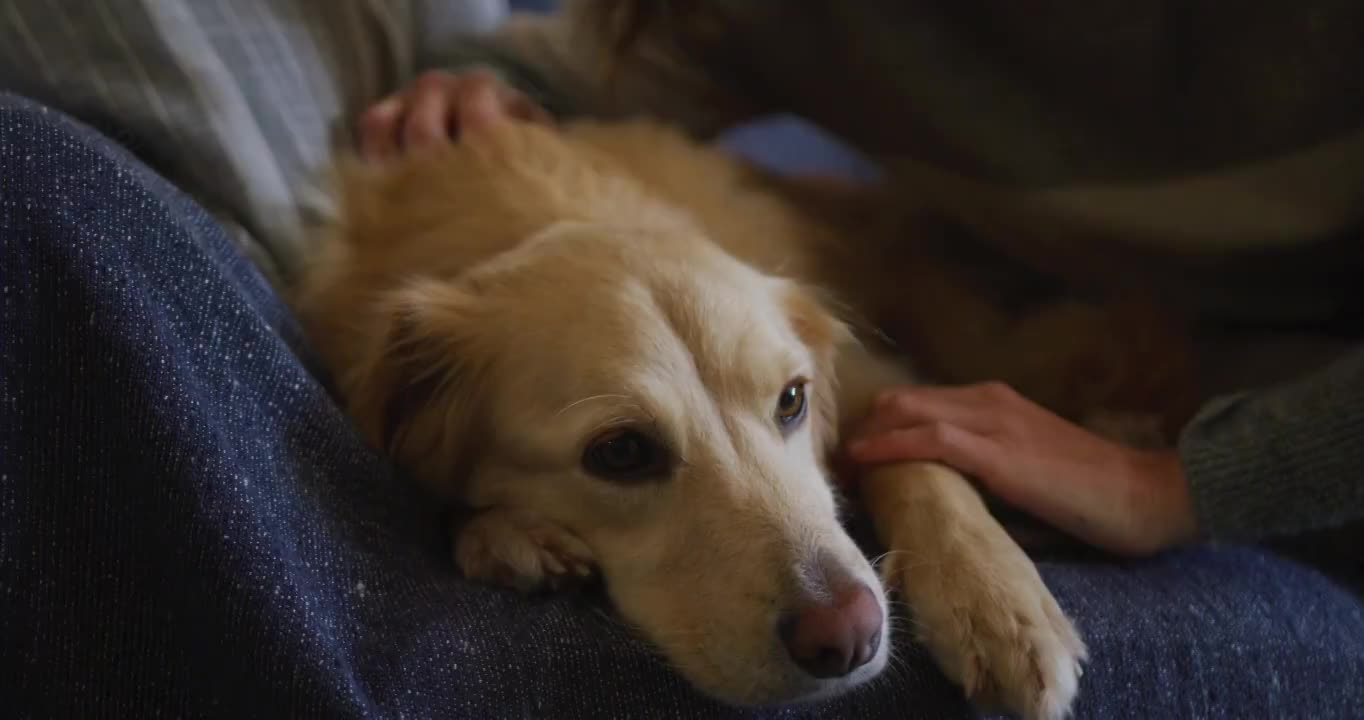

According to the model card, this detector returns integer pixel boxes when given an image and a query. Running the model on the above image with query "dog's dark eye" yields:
[582,429,669,482]
[775,380,808,429]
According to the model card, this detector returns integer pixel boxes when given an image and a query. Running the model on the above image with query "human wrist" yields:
[1127,447,1197,552]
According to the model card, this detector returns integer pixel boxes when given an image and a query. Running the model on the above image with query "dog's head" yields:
[329,123,890,705]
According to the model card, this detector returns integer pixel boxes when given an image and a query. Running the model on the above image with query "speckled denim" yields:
[2,95,1363,719]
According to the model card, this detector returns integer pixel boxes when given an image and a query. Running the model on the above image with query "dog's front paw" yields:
[890,533,1085,720]
[453,509,595,593]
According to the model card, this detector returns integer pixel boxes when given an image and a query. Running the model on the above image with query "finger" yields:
[848,424,1092,550]
[504,88,553,125]
[845,422,999,480]
[859,385,1000,436]
[452,78,510,136]
[357,95,404,160]
[403,73,460,149]
[457,70,550,131]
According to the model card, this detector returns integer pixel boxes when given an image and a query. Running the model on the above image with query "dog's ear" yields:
[349,279,488,496]
[783,284,855,455]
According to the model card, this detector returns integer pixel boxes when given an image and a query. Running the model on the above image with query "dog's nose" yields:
[779,583,883,679]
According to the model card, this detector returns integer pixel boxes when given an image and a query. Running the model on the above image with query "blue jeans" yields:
[2,94,1362,719]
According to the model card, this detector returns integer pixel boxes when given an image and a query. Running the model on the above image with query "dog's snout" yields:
[779,583,883,679]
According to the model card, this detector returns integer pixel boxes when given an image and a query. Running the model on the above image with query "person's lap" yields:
[3,93,1363,719]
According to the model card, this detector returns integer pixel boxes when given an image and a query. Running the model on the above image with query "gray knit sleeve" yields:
[1178,344,1364,542]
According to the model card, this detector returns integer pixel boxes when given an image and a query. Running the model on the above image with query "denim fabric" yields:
[2,94,1363,719]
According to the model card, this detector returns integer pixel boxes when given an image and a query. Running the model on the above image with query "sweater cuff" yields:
[1177,347,1364,542]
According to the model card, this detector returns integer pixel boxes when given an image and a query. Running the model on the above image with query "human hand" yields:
[844,382,1197,556]
[356,69,552,160]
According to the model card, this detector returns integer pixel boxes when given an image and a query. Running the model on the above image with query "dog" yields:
[288,82,1129,718]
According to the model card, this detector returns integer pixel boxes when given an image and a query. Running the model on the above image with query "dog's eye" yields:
[582,429,669,482]
[775,380,808,429]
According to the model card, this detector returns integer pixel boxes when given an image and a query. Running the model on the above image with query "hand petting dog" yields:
[845,382,1197,556]
[356,69,551,160]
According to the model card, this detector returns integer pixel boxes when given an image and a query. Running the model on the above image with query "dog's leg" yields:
[836,349,1085,720]
[863,462,1085,720]
[453,509,595,593]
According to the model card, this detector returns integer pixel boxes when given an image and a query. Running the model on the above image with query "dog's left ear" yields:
[348,279,489,496]
[783,284,855,454]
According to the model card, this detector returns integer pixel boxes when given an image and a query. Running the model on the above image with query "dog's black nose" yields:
[779,583,883,679]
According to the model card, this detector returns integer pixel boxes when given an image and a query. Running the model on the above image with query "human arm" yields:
[845,344,1364,554]
[845,382,1195,556]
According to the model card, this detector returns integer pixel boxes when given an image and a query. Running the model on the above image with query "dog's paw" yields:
[889,534,1086,720]
[453,509,595,594]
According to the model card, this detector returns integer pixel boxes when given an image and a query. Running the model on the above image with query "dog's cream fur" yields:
[293,118,1087,718]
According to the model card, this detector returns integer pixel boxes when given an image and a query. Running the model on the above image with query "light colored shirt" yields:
[0,0,507,282]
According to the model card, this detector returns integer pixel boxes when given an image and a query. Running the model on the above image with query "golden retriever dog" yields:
[285,94,1160,718]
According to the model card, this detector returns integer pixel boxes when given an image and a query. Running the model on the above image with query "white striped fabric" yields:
[0,0,509,284]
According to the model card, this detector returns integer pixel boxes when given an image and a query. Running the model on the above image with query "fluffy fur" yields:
[293,117,1113,718]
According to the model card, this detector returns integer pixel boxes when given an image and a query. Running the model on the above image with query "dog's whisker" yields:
[892,615,926,637]
[889,559,943,574]
[884,653,915,685]
[868,549,915,569]
[555,393,635,416]
[872,548,920,564]
[587,415,641,435]
[885,599,916,614]
[873,545,944,579]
